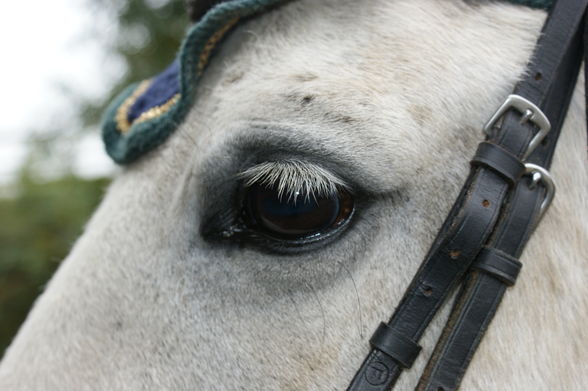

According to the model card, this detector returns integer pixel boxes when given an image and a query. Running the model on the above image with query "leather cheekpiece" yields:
[349,0,587,389]
[471,142,525,184]
[472,247,522,286]
[370,322,422,369]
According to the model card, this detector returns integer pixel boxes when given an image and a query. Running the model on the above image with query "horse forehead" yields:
[181,0,545,162]
[215,0,543,84]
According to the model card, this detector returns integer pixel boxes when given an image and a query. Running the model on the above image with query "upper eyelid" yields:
[210,126,398,196]
[237,159,349,200]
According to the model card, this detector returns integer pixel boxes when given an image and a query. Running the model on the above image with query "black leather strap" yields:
[347,168,509,391]
[370,323,422,369]
[416,171,545,391]
[347,0,586,390]
[471,247,522,286]
[471,142,525,184]
[416,1,587,389]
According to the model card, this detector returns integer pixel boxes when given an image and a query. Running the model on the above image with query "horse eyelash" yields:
[237,160,349,201]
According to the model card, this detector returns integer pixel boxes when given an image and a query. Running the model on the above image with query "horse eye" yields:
[243,183,354,240]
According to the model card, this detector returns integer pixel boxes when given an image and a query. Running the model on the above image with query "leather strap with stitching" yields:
[347,156,509,391]
[417,182,544,391]
[471,142,525,184]
[346,0,587,389]
[416,1,586,389]
[471,247,522,286]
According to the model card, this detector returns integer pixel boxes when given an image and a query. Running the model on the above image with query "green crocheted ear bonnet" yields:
[101,0,553,164]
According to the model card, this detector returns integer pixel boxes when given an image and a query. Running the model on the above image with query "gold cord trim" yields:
[115,80,152,133]
[115,81,180,134]
[133,94,181,127]
[197,17,240,75]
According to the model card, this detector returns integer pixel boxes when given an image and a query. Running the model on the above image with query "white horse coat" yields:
[1,0,587,389]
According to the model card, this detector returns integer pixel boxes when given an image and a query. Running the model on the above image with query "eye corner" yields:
[200,208,239,241]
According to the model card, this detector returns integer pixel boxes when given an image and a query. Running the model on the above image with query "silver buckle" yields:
[524,163,556,223]
[484,95,551,160]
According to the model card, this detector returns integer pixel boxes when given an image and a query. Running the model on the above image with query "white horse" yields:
[1,0,587,389]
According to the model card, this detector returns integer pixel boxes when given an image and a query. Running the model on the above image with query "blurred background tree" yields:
[0,0,188,355]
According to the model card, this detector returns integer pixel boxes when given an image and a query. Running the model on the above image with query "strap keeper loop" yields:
[471,142,525,184]
[369,322,421,369]
[472,247,522,286]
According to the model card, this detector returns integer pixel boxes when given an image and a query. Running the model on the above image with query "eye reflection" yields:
[244,183,354,240]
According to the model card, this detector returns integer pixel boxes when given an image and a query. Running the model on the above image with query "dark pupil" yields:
[247,184,340,238]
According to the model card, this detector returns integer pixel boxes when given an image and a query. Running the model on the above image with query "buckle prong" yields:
[524,163,555,223]
[520,109,534,124]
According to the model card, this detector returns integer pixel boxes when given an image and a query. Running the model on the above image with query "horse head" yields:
[1,0,587,389]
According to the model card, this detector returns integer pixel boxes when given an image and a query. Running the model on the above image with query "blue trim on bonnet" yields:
[101,0,552,164]
[127,60,180,125]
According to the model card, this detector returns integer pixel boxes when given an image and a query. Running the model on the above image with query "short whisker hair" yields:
[238,160,348,201]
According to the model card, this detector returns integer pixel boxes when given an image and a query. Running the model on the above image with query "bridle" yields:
[347,0,588,389]
[102,0,588,389]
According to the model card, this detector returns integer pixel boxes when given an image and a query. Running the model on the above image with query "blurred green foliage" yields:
[0,176,110,354]
[0,0,188,355]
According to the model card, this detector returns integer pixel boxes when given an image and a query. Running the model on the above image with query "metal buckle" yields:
[524,163,555,222]
[484,95,551,160]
